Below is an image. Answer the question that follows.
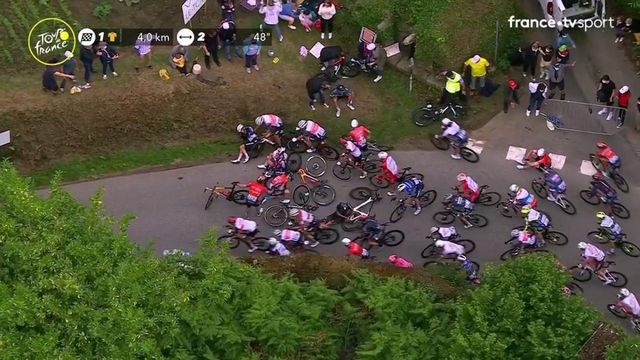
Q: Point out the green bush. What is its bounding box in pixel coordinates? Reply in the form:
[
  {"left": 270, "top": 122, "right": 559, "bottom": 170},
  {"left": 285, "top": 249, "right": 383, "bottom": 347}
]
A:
[
  {"left": 93, "top": 0, "right": 112, "bottom": 20},
  {"left": 606, "top": 336, "right": 640, "bottom": 360}
]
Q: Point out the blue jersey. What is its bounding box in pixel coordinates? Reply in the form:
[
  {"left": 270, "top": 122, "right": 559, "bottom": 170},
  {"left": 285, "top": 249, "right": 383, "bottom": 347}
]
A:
[
  {"left": 544, "top": 170, "right": 566, "bottom": 192},
  {"left": 400, "top": 177, "right": 424, "bottom": 196}
]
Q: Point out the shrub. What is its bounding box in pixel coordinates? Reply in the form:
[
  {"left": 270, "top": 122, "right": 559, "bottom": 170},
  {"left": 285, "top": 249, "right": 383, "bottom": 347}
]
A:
[
  {"left": 93, "top": 0, "right": 112, "bottom": 20},
  {"left": 606, "top": 336, "right": 640, "bottom": 360}
]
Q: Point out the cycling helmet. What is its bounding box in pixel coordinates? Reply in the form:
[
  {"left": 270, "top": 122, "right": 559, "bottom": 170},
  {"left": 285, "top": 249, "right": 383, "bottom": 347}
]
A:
[
  {"left": 435, "top": 240, "right": 445, "bottom": 247},
  {"left": 297, "top": 120, "right": 308, "bottom": 129},
  {"left": 378, "top": 151, "right": 388, "bottom": 160},
  {"left": 273, "top": 229, "right": 282, "bottom": 236},
  {"left": 337, "top": 202, "right": 352, "bottom": 214},
  {"left": 236, "top": 124, "right": 244, "bottom": 133},
  {"left": 510, "top": 229, "right": 520, "bottom": 238},
  {"left": 397, "top": 183, "right": 407, "bottom": 192},
  {"left": 351, "top": 119, "right": 359, "bottom": 128},
  {"left": 366, "top": 43, "right": 376, "bottom": 51},
  {"left": 289, "top": 208, "right": 300, "bottom": 217},
  {"left": 456, "top": 173, "right": 467, "bottom": 182},
  {"left": 509, "top": 184, "right": 519, "bottom": 193},
  {"left": 521, "top": 205, "right": 531, "bottom": 215},
  {"left": 596, "top": 141, "right": 607, "bottom": 148},
  {"left": 457, "top": 255, "right": 467, "bottom": 261},
  {"left": 255, "top": 116, "right": 264, "bottom": 126},
  {"left": 226, "top": 216, "right": 237, "bottom": 224},
  {"left": 441, "top": 118, "right": 452, "bottom": 126},
  {"left": 578, "top": 242, "right": 587, "bottom": 249},
  {"left": 388, "top": 254, "right": 398, "bottom": 262},
  {"left": 430, "top": 226, "right": 439, "bottom": 234},
  {"left": 268, "top": 237, "right": 278, "bottom": 246},
  {"left": 596, "top": 211, "right": 606, "bottom": 220},
  {"left": 341, "top": 238, "right": 352, "bottom": 246},
  {"left": 620, "top": 288, "right": 631, "bottom": 297},
  {"left": 537, "top": 148, "right": 545, "bottom": 157}
]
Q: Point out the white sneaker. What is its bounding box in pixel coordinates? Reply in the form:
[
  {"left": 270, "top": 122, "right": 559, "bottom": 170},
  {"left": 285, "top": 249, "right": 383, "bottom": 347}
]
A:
[
  {"left": 526, "top": 110, "right": 531, "bottom": 116},
  {"left": 359, "top": 172, "right": 368, "bottom": 179},
  {"left": 288, "top": 25, "right": 296, "bottom": 30},
  {"left": 254, "top": 65, "right": 260, "bottom": 71},
  {"left": 413, "top": 207, "right": 422, "bottom": 215},
  {"left": 257, "top": 207, "right": 264, "bottom": 217},
  {"left": 603, "top": 278, "right": 614, "bottom": 285},
  {"left": 522, "top": 72, "right": 527, "bottom": 77},
  {"left": 306, "top": 148, "right": 316, "bottom": 153},
  {"left": 310, "top": 241, "right": 319, "bottom": 248},
  {"left": 310, "top": 104, "right": 316, "bottom": 110},
  {"left": 598, "top": 108, "right": 607, "bottom": 115},
  {"left": 281, "top": 199, "right": 290, "bottom": 204},
  {"left": 328, "top": 33, "right": 333, "bottom": 39},
  {"left": 242, "top": 156, "right": 250, "bottom": 164},
  {"left": 279, "top": 35, "right": 284, "bottom": 42},
  {"left": 516, "top": 164, "right": 526, "bottom": 170},
  {"left": 451, "top": 154, "right": 461, "bottom": 160},
  {"left": 246, "top": 68, "right": 251, "bottom": 73},
  {"left": 347, "top": 103, "right": 355, "bottom": 111},
  {"left": 546, "top": 195, "right": 556, "bottom": 201},
  {"left": 231, "top": 159, "right": 241, "bottom": 164},
  {"left": 607, "top": 248, "right": 616, "bottom": 255},
  {"left": 248, "top": 246, "right": 258, "bottom": 253},
  {"left": 323, "top": 103, "right": 330, "bottom": 108},
  {"left": 102, "top": 74, "right": 107, "bottom": 80},
  {"left": 606, "top": 112, "right": 613, "bottom": 121},
  {"left": 321, "top": 33, "right": 325, "bottom": 39},
  {"left": 336, "top": 108, "right": 341, "bottom": 117},
  {"left": 112, "top": 72, "right": 118, "bottom": 77},
  {"left": 373, "top": 75, "right": 383, "bottom": 83},
  {"left": 257, "top": 164, "right": 266, "bottom": 169},
  {"left": 386, "top": 191, "right": 396, "bottom": 196},
  {"left": 535, "top": 110, "right": 540, "bottom": 116}
]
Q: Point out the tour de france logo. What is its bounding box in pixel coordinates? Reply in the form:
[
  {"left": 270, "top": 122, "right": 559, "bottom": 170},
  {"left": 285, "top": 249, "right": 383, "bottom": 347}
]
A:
[{"left": 28, "top": 18, "right": 76, "bottom": 66}]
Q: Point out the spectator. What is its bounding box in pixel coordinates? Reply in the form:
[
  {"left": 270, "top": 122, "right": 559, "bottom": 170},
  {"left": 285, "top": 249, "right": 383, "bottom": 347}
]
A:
[
  {"left": 243, "top": 37, "right": 261, "bottom": 73},
  {"left": 201, "top": 29, "right": 221, "bottom": 69},
  {"left": 79, "top": 45, "right": 94, "bottom": 88},
  {"left": 42, "top": 63, "right": 74, "bottom": 94},
  {"left": 596, "top": 75, "right": 616, "bottom": 121},
  {"left": 556, "top": 30, "right": 575, "bottom": 49},
  {"left": 220, "top": 0, "right": 236, "bottom": 21},
  {"left": 614, "top": 17, "right": 632, "bottom": 44},
  {"left": 259, "top": 0, "right": 284, "bottom": 43},
  {"left": 134, "top": 33, "right": 153, "bottom": 73},
  {"left": 319, "top": 45, "right": 344, "bottom": 70},
  {"left": 538, "top": 45, "right": 553, "bottom": 80},
  {"left": 172, "top": 52, "right": 189, "bottom": 75},
  {"left": 463, "top": 54, "right": 490, "bottom": 95},
  {"left": 504, "top": 79, "right": 519, "bottom": 113},
  {"left": 519, "top": 41, "right": 539, "bottom": 78},
  {"left": 527, "top": 80, "right": 546, "bottom": 117},
  {"left": 306, "top": 73, "right": 330, "bottom": 110},
  {"left": 556, "top": 44, "right": 570, "bottom": 64},
  {"left": 60, "top": 51, "right": 77, "bottom": 93},
  {"left": 318, "top": 0, "right": 336, "bottom": 40},
  {"left": 365, "top": 42, "right": 385, "bottom": 83},
  {"left": 330, "top": 83, "right": 355, "bottom": 117},
  {"left": 299, "top": 9, "right": 313, "bottom": 32},
  {"left": 279, "top": 0, "right": 298, "bottom": 30},
  {"left": 616, "top": 85, "right": 631, "bottom": 128},
  {"left": 547, "top": 61, "right": 575, "bottom": 100},
  {"left": 440, "top": 70, "right": 465, "bottom": 105},
  {"left": 96, "top": 42, "right": 119, "bottom": 80},
  {"left": 219, "top": 21, "right": 243, "bottom": 61}
]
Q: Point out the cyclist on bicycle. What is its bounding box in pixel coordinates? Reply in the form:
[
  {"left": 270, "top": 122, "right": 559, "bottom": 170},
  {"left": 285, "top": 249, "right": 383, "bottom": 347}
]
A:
[
  {"left": 231, "top": 124, "right": 259, "bottom": 164},
  {"left": 240, "top": 175, "right": 269, "bottom": 217},
  {"left": 429, "top": 226, "right": 458, "bottom": 241},
  {"left": 378, "top": 152, "right": 400, "bottom": 195},
  {"left": 509, "top": 184, "right": 538, "bottom": 209},
  {"left": 454, "top": 173, "right": 480, "bottom": 202},
  {"left": 388, "top": 254, "right": 414, "bottom": 268},
  {"left": 289, "top": 208, "right": 319, "bottom": 244},
  {"left": 361, "top": 217, "right": 384, "bottom": 247},
  {"left": 457, "top": 255, "right": 480, "bottom": 284},
  {"left": 397, "top": 176, "right": 425, "bottom": 215},
  {"left": 342, "top": 238, "right": 371, "bottom": 259},
  {"left": 589, "top": 173, "right": 617, "bottom": 215},
  {"left": 440, "top": 118, "right": 468, "bottom": 160},
  {"left": 596, "top": 211, "right": 623, "bottom": 254},
  {"left": 338, "top": 136, "right": 368, "bottom": 179},
  {"left": 520, "top": 205, "right": 550, "bottom": 240},
  {"left": 321, "top": 202, "right": 354, "bottom": 227},
  {"left": 510, "top": 228, "right": 541, "bottom": 250},
  {"left": 255, "top": 114, "right": 284, "bottom": 146},
  {"left": 595, "top": 141, "right": 621, "bottom": 176},
  {"left": 443, "top": 193, "right": 474, "bottom": 228},
  {"left": 296, "top": 119, "right": 327, "bottom": 153},
  {"left": 434, "top": 239, "right": 465, "bottom": 258},
  {"left": 350, "top": 119, "right": 371, "bottom": 151},
  {"left": 517, "top": 148, "right": 551, "bottom": 170},
  {"left": 258, "top": 147, "right": 288, "bottom": 172},
  {"left": 616, "top": 288, "right": 640, "bottom": 320},
  {"left": 578, "top": 241, "right": 611, "bottom": 284},
  {"left": 266, "top": 237, "right": 291, "bottom": 256},
  {"left": 274, "top": 228, "right": 319, "bottom": 248},
  {"left": 543, "top": 169, "right": 567, "bottom": 201},
  {"left": 226, "top": 216, "right": 259, "bottom": 253}
]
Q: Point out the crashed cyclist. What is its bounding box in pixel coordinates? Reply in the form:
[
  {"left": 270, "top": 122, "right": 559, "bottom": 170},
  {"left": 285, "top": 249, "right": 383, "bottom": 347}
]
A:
[
  {"left": 231, "top": 124, "right": 259, "bottom": 164},
  {"left": 517, "top": 148, "right": 552, "bottom": 170},
  {"left": 257, "top": 147, "right": 288, "bottom": 173},
  {"left": 255, "top": 114, "right": 284, "bottom": 146},
  {"left": 338, "top": 136, "right": 368, "bottom": 179},
  {"left": 295, "top": 119, "right": 328, "bottom": 153}
]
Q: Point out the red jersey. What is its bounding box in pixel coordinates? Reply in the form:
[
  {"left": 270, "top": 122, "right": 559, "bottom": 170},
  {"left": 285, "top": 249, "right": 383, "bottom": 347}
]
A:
[
  {"left": 348, "top": 242, "right": 364, "bottom": 256},
  {"left": 349, "top": 126, "right": 370, "bottom": 146},
  {"left": 537, "top": 154, "right": 552, "bottom": 168},
  {"left": 247, "top": 181, "right": 268, "bottom": 198},
  {"left": 270, "top": 174, "right": 289, "bottom": 188},
  {"left": 597, "top": 147, "right": 617, "bottom": 161},
  {"left": 618, "top": 91, "right": 631, "bottom": 107}
]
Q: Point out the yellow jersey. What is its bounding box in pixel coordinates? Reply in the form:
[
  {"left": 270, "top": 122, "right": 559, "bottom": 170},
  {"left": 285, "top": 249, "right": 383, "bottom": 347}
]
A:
[{"left": 464, "top": 57, "right": 489, "bottom": 77}]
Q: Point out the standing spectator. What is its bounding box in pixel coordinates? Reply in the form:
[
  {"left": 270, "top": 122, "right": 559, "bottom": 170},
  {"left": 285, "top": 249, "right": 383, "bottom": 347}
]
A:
[
  {"left": 596, "top": 75, "right": 616, "bottom": 122},
  {"left": 219, "top": 21, "right": 243, "bottom": 61},
  {"left": 616, "top": 86, "right": 631, "bottom": 128},
  {"left": 42, "top": 63, "right": 74, "bottom": 94},
  {"left": 440, "top": 70, "right": 465, "bottom": 105},
  {"left": 547, "top": 61, "right": 575, "bottom": 100},
  {"left": 259, "top": 0, "right": 284, "bottom": 43},
  {"left": 519, "top": 41, "right": 539, "bottom": 78},
  {"left": 306, "top": 73, "right": 330, "bottom": 110},
  {"left": 527, "top": 80, "right": 546, "bottom": 117},
  {"left": 318, "top": 0, "right": 336, "bottom": 40},
  {"left": 172, "top": 52, "right": 189, "bottom": 75},
  {"left": 538, "top": 45, "right": 553, "bottom": 80},
  {"left": 243, "top": 37, "right": 261, "bottom": 73},
  {"left": 330, "top": 83, "right": 355, "bottom": 117},
  {"left": 96, "top": 42, "right": 119, "bottom": 80},
  {"left": 614, "top": 18, "right": 632, "bottom": 44},
  {"left": 299, "top": 9, "right": 313, "bottom": 32},
  {"left": 556, "top": 30, "right": 576, "bottom": 49},
  {"left": 279, "top": 0, "right": 298, "bottom": 30},
  {"left": 220, "top": 0, "right": 236, "bottom": 21},
  {"left": 367, "top": 41, "right": 386, "bottom": 83},
  {"left": 201, "top": 29, "right": 221, "bottom": 69},
  {"left": 134, "top": 33, "right": 153, "bottom": 73},
  {"left": 79, "top": 45, "right": 94, "bottom": 88},
  {"left": 60, "top": 51, "right": 77, "bottom": 93},
  {"left": 463, "top": 54, "right": 490, "bottom": 95},
  {"left": 504, "top": 79, "right": 519, "bottom": 113},
  {"left": 556, "top": 44, "right": 570, "bottom": 64}
]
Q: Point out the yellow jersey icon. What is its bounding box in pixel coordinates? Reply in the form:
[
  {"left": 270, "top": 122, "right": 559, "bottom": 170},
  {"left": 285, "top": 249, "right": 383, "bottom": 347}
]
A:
[{"left": 107, "top": 31, "right": 117, "bottom": 42}]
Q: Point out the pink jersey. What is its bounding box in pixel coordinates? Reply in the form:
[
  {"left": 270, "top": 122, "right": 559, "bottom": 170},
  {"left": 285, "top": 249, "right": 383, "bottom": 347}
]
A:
[
  {"left": 234, "top": 218, "right": 257, "bottom": 232},
  {"left": 345, "top": 141, "right": 361, "bottom": 157},
  {"left": 304, "top": 121, "right": 326, "bottom": 137},
  {"left": 619, "top": 293, "right": 640, "bottom": 316},
  {"left": 263, "top": 114, "right": 282, "bottom": 127},
  {"left": 389, "top": 256, "right": 414, "bottom": 268},
  {"left": 383, "top": 157, "right": 399, "bottom": 176},
  {"left": 584, "top": 243, "right": 605, "bottom": 261},
  {"left": 297, "top": 210, "right": 315, "bottom": 225},
  {"left": 280, "top": 229, "right": 301, "bottom": 242},
  {"left": 441, "top": 241, "right": 464, "bottom": 255}
]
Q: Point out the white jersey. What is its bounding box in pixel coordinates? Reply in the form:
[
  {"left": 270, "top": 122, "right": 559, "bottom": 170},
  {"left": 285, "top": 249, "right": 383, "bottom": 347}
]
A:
[
  {"left": 437, "top": 226, "right": 457, "bottom": 239},
  {"left": 262, "top": 114, "right": 282, "bottom": 127},
  {"left": 297, "top": 209, "right": 315, "bottom": 225},
  {"left": 441, "top": 241, "right": 465, "bottom": 255},
  {"left": 464, "top": 177, "right": 479, "bottom": 193},
  {"left": 280, "top": 229, "right": 301, "bottom": 242},
  {"left": 345, "top": 141, "right": 361, "bottom": 158},
  {"left": 234, "top": 218, "right": 257, "bottom": 232},
  {"left": 304, "top": 121, "right": 326, "bottom": 137},
  {"left": 600, "top": 215, "right": 622, "bottom": 234},
  {"left": 527, "top": 209, "right": 549, "bottom": 227},
  {"left": 518, "top": 231, "right": 536, "bottom": 245},
  {"left": 384, "top": 157, "right": 399, "bottom": 176},
  {"left": 583, "top": 243, "right": 605, "bottom": 261},
  {"left": 271, "top": 242, "right": 290, "bottom": 256},
  {"left": 442, "top": 122, "right": 460, "bottom": 137},
  {"left": 621, "top": 294, "right": 640, "bottom": 316}
]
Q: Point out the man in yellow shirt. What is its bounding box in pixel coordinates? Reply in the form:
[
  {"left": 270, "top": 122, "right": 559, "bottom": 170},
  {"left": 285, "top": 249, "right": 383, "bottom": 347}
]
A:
[{"left": 463, "top": 54, "right": 489, "bottom": 94}]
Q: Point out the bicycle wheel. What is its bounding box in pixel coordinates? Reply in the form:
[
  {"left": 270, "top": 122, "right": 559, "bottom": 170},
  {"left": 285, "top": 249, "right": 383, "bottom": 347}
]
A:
[
  {"left": 611, "top": 203, "right": 630, "bottom": 219},
  {"left": 218, "top": 234, "right": 240, "bottom": 249},
  {"left": 370, "top": 175, "right": 390, "bottom": 188},
  {"left": 389, "top": 204, "right": 407, "bottom": 223},
  {"left": 569, "top": 266, "right": 592, "bottom": 282},
  {"left": 478, "top": 191, "right": 501, "bottom": 206},
  {"left": 531, "top": 181, "right": 548, "bottom": 199},
  {"left": 587, "top": 231, "right": 610, "bottom": 245},
  {"left": 332, "top": 163, "right": 352, "bottom": 180},
  {"left": 316, "top": 228, "right": 339, "bottom": 245},
  {"left": 497, "top": 202, "right": 515, "bottom": 218},
  {"left": 608, "top": 271, "right": 628, "bottom": 287},
  {"left": 590, "top": 155, "right": 604, "bottom": 172},
  {"left": 232, "top": 190, "right": 249, "bottom": 205},
  {"left": 611, "top": 173, "right": 629, "bottom": 193},
  {"left": 263, "top": 205, "right": 288, "bottom": 227},
  {"left": 468, "top": 214, "right": 488, "bottom": 228},
  {"left": 292, "top": 184, "right": 311, "bottom": 205},
  {"left": 457, "top": 239, "right": 476, "bottom": 254},
  {"left": 565, "top": 282, "right": 583, "bottom": 295},
  {"left": 252, "top": 237, "right": 271, "bottom": 251},
  {"left": 287, "top": 139, "right": 307, "bottom": 153},
  {"left": 433, "top": 211, "right": 455, "bottom": 225},
  {"left": 306, "top": 155, "right": 327, "bottom": 177},
  {"left": 421, "top": 244, "right": 437, "bottom": 258},
  {"left": 607, "top": 304, "right": 629, "bottom": 319},
  {"left": 419, "top": 190, "right": 437, "bottom": 207},
  {"left": 342, "top": 221, "right": 364, "bottom": 232},
  {"left": 579, "top": 190, "right": 600, "bottom": 205},
  {"left": 312, "top": 184, "right": 336, "bottom": 206},
  {"left": 340, "top": 62, "right": 361, "bottom": 77},
  {"left": 461, "top": 147, "right": 479, "bottom": 163},
  {"left": 247, "top": 142, "right": 265, "bottom": 159},
  {"left": 350, "top": 187, "right": 373, "bottom": 200},
  {"left": 546, "top": 231, "right": 568, "bottom": 246},
  {"left": 412, "top": 108, "right": 439, "bottom": 127},
  {"left": 500, "top": 248, "right": 518, "bottom": 261},
  {"left": 363, "top": 161, "right": 381, "bottom": 173},
  {"left": 382, "top": 230, "right": 405, "bottom": 247},
  {"left": 430, "top": 136, "right": 450, "bottom": 150},
  {"left": 287, "top": 153, "right": 302, "bottom": 172},
  {"left": 318, "top": 145, "right": 340, "bottom": 160},
  {"left": 557, "top": 197, "right": 577, "bottom": 215},
  {"left": 204, "top": 192, "right": 216, "bottom": 210},
  {"left": 620, "top": 241, "right": 640, "bottom": 257}
]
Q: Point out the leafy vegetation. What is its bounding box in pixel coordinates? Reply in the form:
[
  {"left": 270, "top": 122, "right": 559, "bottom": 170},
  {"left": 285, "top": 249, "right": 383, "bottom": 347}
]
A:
[
  {"left": 92, "top": 0, "right": 112, "bottom": 20},
  {"left": 606, "top": 336, "right": 640, "bottom": 360}
]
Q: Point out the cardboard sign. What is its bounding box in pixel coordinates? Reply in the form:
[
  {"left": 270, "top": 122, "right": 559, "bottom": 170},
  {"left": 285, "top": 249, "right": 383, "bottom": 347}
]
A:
[
  {"left": 359, "top": 27, "right": 376, "bottom": 44},
  {"left": 0, "top": 131, "right": 9, "bottom": 146},
  {"left": 309, "top": 42, "right": 324, "bottom": 58},
  {"left": 182, "top": 0, "right": 207, "bottom": 24}
]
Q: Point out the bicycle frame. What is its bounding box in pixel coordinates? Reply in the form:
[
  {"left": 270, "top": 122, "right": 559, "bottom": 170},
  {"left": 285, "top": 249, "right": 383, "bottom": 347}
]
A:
[
  {"left": 296, "top": 168, "right": 321, "bottom": 186},
  {"left": 579, "top": 262, "right": 616, "bottom": 282},
  {"left": 348, "top": 196, "right": 377, "bottom": 222},
  {"left": 204, "top": 182, "right": 238, "bottom": 200}
]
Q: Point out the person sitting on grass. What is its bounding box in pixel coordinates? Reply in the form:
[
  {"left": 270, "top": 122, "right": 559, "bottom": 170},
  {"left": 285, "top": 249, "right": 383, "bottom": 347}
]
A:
[{"left": 330, "top": 84, "right": 356, "bottom": 118}]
